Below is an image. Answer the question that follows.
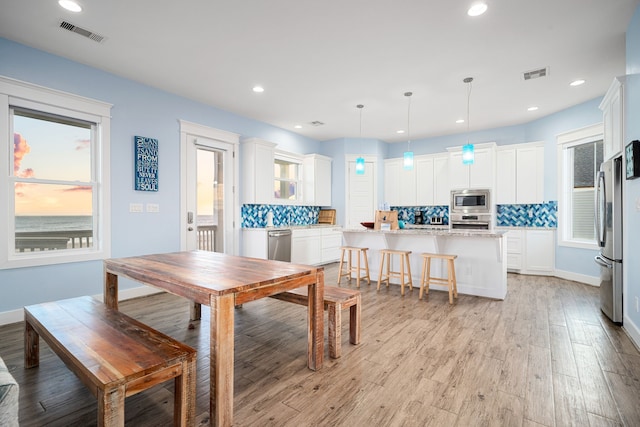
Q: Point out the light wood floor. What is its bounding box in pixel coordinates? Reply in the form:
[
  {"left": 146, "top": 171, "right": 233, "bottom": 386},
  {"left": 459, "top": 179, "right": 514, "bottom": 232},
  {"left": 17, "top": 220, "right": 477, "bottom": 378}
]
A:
[{"left": 2, "top": 264, "right": 640, "bottom": 426}]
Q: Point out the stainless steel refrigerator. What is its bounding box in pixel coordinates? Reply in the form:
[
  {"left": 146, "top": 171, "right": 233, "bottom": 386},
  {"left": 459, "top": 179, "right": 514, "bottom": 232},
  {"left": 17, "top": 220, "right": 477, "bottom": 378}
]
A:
[{"left": 594, "top": 156, "right": 623, "bottom": 323}]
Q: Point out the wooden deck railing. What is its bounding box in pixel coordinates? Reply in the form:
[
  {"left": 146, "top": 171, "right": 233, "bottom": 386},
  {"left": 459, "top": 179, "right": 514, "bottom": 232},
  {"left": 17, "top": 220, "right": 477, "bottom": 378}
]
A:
[
  {"left": 15, "top": 230, "right": 93, "bottom": 252},
  {"left": 15, "top": 225, "right": 216, "bottom": 252}
]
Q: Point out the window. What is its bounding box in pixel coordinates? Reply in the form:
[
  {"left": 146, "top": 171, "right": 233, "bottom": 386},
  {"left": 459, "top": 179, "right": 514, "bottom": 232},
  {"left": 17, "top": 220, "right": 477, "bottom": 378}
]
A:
[
  {"left": 273, "top": 152, "right": 302, "bottom": 201},
  {"left": 557, "top": 124, "right": 604, "bottom": 249},
  {"left": 0, "top": 77, "right": 111, "bottom": 268}
]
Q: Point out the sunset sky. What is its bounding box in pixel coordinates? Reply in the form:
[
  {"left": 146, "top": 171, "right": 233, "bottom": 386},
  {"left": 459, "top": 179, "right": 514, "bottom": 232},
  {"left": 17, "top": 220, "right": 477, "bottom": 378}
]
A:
[{"left": 13, "top": 114, "right": 93, "bottom": 216}]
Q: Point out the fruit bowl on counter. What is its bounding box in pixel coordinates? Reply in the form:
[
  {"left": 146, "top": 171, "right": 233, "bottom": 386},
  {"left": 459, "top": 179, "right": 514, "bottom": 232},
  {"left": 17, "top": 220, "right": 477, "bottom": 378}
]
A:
[{"left": 360, "top": 222, "right": 374, "bottom": 229}]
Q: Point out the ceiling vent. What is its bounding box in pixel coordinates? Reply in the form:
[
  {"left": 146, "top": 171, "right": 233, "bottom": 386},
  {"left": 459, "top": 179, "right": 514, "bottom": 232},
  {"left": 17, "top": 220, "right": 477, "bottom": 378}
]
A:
[
  {"left": 309, "top": 121, "right": 325, "bottom": 126},
  {"left": 523, "top": 67, "right": 549, "bottom": 81},
  {"left": 59, "top": 21, "right": 105, "bottom": 43}
]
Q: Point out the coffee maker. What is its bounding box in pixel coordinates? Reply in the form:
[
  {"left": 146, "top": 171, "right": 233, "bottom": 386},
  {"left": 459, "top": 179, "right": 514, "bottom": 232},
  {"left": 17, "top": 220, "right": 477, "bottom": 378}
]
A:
[{"left": 414, "top": 209, "right": 423, "bottom": 225}]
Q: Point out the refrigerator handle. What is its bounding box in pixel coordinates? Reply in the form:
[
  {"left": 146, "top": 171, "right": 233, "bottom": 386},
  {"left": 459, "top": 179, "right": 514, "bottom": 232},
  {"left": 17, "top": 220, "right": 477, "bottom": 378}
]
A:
[
  {"left": 595, "top": 170, "right": 606, "bottom": 248},
  {"left": 594, "top": 254, "right": 612, "bottom": 268}
]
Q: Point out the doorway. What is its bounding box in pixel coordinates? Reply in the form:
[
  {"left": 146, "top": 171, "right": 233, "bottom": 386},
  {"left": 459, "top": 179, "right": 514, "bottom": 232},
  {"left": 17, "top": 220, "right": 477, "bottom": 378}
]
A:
[
  {"left": 179, "top": 121, "right": 239, "bottom": 254},
  {"left": 345, "top": 155, "right": 378, "bottom": 228}
]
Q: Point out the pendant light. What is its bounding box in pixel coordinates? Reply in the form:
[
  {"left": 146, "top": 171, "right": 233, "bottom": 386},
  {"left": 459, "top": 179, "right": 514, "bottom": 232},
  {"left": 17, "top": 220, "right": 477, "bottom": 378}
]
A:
[
  {"left": 355, "top": 104, "right": 365, "bottom": 175},
  {"left": 403, "top": 91, "right": 414, "bottom": 170},
  {"left": 462, "top": 77, "right": 475, "bottom": 165}
]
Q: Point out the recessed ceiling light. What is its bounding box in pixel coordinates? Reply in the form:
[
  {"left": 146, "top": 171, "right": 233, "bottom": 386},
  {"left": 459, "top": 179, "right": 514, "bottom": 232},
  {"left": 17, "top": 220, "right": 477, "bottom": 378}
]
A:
[
  {"left": 58, "top": 0, "right": 82, "bottom": 12},
  {"left": 570, "top": 79, "right": 586, "bottom": 86},
  {"left": 528, "top": 106, "right": 539, "bottom": 111},
  {"left": 396, "top": 130, "right": 405, "bottom": 134},
  {"left": 252, "top": 86, "right": 264, "bottom": 93},
  {"left": 294, "top": 125, "right": 302, "bottom": 129},
  {"left": 456, "top": 119, "right": 465, "bottom": 124},
  {"left": 468, "top": 2, "right": 488, "bottom": 16}
]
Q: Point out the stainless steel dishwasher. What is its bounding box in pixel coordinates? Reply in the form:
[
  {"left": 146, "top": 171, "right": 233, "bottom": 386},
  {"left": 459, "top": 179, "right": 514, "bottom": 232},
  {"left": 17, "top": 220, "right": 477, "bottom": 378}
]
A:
[{"left": 268, "top": 229, "right": 292, "bottom": 262}]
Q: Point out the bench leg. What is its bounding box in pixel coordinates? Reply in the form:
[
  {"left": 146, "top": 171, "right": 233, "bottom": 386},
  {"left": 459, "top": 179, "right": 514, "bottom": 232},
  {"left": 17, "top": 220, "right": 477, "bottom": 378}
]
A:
[
  {"left": 328, "top": 303, "right": 341, "bottom": 359},
  {"left": 24, "top": 320, "right": 40, "bottom": 368},
  {"left": 190, "top": 302, "right": 201, "bottom": 321},
  {"left": 98, "top": 385, "right": 125, "bottom": 427},
  {"left": 349, "top": 295, "right": 361, "bottom": 346},
  {"left": 174, "top": 358, "right": 196, "bottom": 427}
]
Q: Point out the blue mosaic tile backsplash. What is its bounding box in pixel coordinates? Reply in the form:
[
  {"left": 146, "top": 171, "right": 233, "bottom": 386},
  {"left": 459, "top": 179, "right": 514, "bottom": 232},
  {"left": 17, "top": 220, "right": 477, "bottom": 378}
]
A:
[
  {"left": 242, "top": 204, "right": 320, "bottom": 228},
  {"left": 391, "top": 201, "right": 557, "bottom": 227},
  {"left": 497, "top": 201, "right": 557, "bottom": 227},
  {"left": 392, "top": 206, "right": 449, "bottom": 225}
]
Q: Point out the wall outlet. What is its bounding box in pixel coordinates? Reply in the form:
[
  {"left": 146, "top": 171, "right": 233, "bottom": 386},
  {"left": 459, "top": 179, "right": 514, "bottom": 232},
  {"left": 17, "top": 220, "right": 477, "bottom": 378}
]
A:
[{"left": 129, "top": 203, "right": 143, "bottom": 213}]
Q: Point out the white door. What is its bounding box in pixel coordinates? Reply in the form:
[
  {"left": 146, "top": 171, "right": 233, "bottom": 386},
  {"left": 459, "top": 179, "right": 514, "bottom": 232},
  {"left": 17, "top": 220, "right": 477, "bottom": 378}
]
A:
[
  {"left": 346, "top": 156, "right": 377, "bottom": 228},
  {"left": 180, "top": 121, "right": 239, "bottom": 253}
]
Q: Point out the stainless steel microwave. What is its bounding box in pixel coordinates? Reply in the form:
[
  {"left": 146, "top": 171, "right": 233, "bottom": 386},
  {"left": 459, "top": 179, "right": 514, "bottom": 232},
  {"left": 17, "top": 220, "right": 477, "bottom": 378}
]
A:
[{"left": 450, "top": 189, "right": 492, "bottom": 213}]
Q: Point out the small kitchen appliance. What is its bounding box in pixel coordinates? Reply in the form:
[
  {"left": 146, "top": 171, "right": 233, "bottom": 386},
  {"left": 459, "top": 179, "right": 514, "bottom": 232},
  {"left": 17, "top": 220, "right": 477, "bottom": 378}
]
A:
[{"left": 449, "top": 188, "right": 494, "bottom": 230}]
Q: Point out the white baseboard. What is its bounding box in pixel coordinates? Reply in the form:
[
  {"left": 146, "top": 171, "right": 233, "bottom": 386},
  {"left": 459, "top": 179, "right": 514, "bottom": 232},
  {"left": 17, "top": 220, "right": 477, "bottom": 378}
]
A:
[
  {"left": 554, "top": 269, "right": 599, "bottom": 287},
  {"left": 623, "top": 315, "right": 640, "bottom": 351},
  {"left": 0, "top": 285, "right": 163, "bottom": 326}
]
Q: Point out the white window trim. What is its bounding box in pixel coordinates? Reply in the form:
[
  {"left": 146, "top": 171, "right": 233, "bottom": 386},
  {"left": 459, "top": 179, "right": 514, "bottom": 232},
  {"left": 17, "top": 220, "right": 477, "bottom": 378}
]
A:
[
  {"left": 0, "top": 76, "right": 112, "bottom": 269},
  {"left": 556, "top": 123, "right": 603, "bottom": 250}
]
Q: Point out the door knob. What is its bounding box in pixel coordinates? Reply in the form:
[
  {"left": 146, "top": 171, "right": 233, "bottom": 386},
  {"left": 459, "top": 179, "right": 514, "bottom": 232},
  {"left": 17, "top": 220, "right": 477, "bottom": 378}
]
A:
[{"left": 188, "top": 227, "right": 194, "bottom": 231}]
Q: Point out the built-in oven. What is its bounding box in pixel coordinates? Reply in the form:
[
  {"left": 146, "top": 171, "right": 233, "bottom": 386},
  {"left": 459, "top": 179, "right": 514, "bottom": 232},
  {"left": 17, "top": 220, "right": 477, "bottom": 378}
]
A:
[
  {"left": 450, "top": 189, "right": 494, "bottom": 230},
  {"left": 450, "top": 188, "right": 491, "bottom": 214}
]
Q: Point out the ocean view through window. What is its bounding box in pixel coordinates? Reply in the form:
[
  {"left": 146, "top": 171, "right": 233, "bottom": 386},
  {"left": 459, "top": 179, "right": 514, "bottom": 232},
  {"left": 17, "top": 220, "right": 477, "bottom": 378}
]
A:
[{"left": 1, "top": 76, "right": 111, "bottom": 268}]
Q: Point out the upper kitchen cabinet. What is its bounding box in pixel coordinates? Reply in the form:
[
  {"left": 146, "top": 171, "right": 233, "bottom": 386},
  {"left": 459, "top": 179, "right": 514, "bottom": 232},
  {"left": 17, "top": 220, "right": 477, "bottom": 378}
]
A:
[
  {"left": 599, "top": 76, "right": 624, "bottom": 161},
  {"left": 241, "top": 138, "right": 276, "bottom": 204},
  {"left": 384, "top": 158, "right": 416, "bottom": 206},
  {"left": 416, "top": 153, "right": 449, "bottom": 206},
  {"left": 447, "top": 142, "right": 496, "bottom": 191},
  {"left": 303, "top": 154, "right": 332, "bottom": 206},
  {"left": 496, "top": 142, "right": 545, "bottom": 204}
]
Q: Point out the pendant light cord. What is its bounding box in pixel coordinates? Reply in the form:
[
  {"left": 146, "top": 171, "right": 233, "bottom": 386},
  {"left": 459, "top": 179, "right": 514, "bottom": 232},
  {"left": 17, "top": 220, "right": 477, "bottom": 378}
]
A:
[{"left": 405, "top": 92, "right": 412, "bottom": 150}]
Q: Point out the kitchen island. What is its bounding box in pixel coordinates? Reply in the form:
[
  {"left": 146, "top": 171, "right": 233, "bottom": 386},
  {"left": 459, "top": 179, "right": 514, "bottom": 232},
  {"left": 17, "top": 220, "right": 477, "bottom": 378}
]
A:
[{"left": 342, "top": 227, "right": 507, "bottom": 300}]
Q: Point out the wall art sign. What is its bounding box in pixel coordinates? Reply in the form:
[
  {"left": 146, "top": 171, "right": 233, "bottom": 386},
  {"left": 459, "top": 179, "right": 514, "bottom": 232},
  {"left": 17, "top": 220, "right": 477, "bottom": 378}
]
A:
[
  {"left": 625, "top": 140, "right": 640, "bottom": 180},
  {"left": 134, "top": 136, "right": 159, "bottom": 191}
]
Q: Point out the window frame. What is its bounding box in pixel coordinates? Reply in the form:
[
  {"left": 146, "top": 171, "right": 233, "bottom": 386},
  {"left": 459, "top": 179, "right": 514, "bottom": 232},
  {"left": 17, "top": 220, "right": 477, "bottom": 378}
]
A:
[
  {"left": 556, "top": 123, "right": 603, "bottom": 250},
  {"left": 0, "top": 76, "right": 111, "bottom": 269}
]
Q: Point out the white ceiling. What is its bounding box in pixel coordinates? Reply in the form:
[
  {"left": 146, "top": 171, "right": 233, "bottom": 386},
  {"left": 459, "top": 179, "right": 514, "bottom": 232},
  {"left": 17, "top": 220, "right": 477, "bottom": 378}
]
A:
[{"left": 0, "top": 0, "right": 638, "bottom": 142}]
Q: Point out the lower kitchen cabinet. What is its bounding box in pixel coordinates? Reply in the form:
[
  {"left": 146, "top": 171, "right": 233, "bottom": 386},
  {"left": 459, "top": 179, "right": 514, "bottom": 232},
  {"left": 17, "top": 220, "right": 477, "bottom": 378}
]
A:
[
  {"left": 321, "top": 228, "right": 343, "bottom": 264},
  {"left": 292, "top": 228, "right": 322, "bottom": 265},
  {"left": 500, "top": 228, "right": 555, "bottom": 275}
]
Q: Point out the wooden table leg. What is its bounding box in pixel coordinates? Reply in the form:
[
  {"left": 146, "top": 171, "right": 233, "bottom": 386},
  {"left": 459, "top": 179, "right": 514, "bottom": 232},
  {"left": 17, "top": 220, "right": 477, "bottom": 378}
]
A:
[
  {"left": 210, "top": 293, "right": 234, "bottom": 427},
  {"left": 98, "top": 385, "right": 125, "bottom": 427},
  {"left": 190, "top": 302, "right": 202, "bottom": 321},
  {"left": 104, "top": 270, "right": 119, "bottom": 310},
  {"left": 307, "top": 269, "right": 324, "bottom": 371},
  {"left": 24, "top": 320, "right": 39, "bottom": 368}
]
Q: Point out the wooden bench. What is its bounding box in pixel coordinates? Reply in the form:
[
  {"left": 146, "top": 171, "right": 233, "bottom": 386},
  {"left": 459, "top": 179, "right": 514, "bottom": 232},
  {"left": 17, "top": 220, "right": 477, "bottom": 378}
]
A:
[
  {"left": 24, "top": 296, "right": 196, "bottom": 427},
  {"left": 270, "top": 285, "right": 361, "bottom": 358}
]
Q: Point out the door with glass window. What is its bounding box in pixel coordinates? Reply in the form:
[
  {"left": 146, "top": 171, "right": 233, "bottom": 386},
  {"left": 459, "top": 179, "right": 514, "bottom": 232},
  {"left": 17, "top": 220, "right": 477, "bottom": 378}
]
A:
[{"left": 185, "top": 136, "right": 235, "bottom": 253}]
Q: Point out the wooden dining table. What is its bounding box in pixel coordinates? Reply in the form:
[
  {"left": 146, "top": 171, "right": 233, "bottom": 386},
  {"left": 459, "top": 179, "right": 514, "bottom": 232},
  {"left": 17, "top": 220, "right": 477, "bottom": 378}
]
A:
[{"left": 103, "top": 251, "right": 324, "bottom": 427}]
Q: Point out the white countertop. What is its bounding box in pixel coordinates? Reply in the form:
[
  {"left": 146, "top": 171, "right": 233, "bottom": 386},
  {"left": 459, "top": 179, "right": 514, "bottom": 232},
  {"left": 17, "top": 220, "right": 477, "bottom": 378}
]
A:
[{"left": 342, "top": 227, "right": 505, "bottom": 238}]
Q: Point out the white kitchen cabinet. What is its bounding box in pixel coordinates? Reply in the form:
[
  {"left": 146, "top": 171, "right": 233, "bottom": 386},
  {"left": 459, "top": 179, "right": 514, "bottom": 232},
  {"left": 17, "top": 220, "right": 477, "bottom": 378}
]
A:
[
  {"left": 242, "top": 228, "right": 268, "bottom": 259},
  {"left": 411, "top": 154, "right": 450, "bottom": 206},
  {"left": 496, "top": 142, "right": 544, "bottom": 204},
  {"left": 499, "top": 227, "right": 555, "bottom": 275},
  {"left": 433, "top": 154, "right": 449, "bottom": 205},
  {"left": 321, "top": 227, "right": 343, "bottom": 264},
  {"left": 525, "top": 229, "right": 555, "bottom": 274},
  {"left": 516, "top": 143, "right": 544, "bottom": 203},
  {"left": 447, "top": 142, "right": 496, "bottom": 191},
  {"left": 291, "top": 228, "right": 322, "bottom": 265},
  {"left": 303, "top": 154, "right": 332, "bottom": 206},
  {"left": 384, "top": 158, "right": 416, "bottom": 206},
  {"left": 241, "top": 138, "right": 276, "bottom": 204},
  {"left": 496, "top": 148, "right": 516, "bottom": 204},
  {"left": 415, "top": 156, "right": 434, "bottom": 205},
  {"left": 599, "top": 76, "right": 624, "bottom": 161}
]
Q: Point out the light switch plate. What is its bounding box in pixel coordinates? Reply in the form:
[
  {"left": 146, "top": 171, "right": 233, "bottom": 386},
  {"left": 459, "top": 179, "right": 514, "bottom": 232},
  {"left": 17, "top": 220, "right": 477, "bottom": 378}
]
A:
[
  {"left": 146, "top": 203, "right": 160, "bottom": 213},
  {"left": 129, "top": 203, "right": 143, "bottom": 213}
]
